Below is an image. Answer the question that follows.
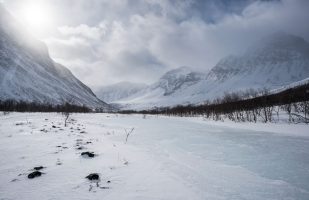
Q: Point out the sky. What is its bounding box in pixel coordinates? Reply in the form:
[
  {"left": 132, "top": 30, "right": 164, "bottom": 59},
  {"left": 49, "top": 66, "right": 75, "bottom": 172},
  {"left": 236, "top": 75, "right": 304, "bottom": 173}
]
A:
[{"left": 2, "top": 0, "right": 309, "bottom": 89}]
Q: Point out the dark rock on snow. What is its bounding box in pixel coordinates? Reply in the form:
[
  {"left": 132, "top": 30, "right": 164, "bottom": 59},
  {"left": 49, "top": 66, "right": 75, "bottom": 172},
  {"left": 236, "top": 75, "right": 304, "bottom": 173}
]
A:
[
  {"left": 86, "top": 173, "right": 100, "bottom": 181},
  {"left": 28, "top": 171, "right": 42, "bottom": 179},
  {"left": 33, "top": 166, "right": 44, "bottom": 170},
  {"left": 81, "top": 152, "right": 95, "bottom": 158}
]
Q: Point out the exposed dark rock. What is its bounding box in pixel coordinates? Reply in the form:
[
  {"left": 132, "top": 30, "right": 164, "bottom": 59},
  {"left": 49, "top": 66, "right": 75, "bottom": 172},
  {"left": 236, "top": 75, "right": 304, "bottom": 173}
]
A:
[
  {"left": 81, "top": 152, "right": 95, "bottom": 158},
  {"left": 28, "top": 171, "right": 42, "bottom": 179},
  {"left": 33, "top": 166, "right": 44, "bottom": 170},
  {"left": 86, "top": 173, "right": 99, "bottom": 181}
]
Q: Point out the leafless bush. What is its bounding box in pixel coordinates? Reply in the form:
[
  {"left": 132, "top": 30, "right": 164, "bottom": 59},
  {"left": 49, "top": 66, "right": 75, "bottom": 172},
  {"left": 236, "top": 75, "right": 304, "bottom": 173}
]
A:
[{"left": 124, "top": 128, "right": 135, "bottom": 144}]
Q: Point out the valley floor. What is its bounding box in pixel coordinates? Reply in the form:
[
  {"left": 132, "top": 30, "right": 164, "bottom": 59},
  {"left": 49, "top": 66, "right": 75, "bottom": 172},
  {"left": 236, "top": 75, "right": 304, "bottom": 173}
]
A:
[{"left": 0, "top": 113, "right": 308, "bottom": 200}]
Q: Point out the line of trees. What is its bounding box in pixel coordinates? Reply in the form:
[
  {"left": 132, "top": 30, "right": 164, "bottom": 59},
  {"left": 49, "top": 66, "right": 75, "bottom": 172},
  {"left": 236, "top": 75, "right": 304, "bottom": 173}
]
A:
[
  {"left": 121, "top": 83, "right": 309, "bottom": 123},
  {"left": 0, "top": 100, "right": 91, "bottom": 113}
]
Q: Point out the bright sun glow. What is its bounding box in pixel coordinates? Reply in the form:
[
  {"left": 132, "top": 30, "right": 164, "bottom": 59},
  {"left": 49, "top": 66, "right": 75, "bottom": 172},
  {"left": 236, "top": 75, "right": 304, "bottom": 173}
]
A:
[{"left": 21, "top": 4, "right": 53, "bottom": 31}]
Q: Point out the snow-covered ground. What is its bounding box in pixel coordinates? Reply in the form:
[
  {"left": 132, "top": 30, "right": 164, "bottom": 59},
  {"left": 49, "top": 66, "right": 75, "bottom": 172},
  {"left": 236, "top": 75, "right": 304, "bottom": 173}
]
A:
[{"left": 0, "top": 113, "right": 308, "bottom": 200}]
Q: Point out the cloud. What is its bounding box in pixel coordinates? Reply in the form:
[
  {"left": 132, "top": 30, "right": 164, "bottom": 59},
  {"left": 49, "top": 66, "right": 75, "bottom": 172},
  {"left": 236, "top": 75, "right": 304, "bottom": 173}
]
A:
[
  {"left": 58, "top": 24, "right": 103, "bottom": 40},
  {"left": 27, "top": 0, "right": 309, "bottom": 88}
]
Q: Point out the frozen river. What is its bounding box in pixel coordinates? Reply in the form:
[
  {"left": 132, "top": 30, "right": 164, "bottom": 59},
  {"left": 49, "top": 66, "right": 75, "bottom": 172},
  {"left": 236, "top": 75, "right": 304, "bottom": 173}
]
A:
[{"left": 0, "top": 113, "right": 308, "bottom": 200}]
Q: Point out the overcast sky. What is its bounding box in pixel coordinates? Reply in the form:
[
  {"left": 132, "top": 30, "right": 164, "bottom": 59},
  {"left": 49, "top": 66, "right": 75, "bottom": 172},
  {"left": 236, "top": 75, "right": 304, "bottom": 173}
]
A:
[{"left": 2, "top": 0, "right": 309, "bottom": 89}]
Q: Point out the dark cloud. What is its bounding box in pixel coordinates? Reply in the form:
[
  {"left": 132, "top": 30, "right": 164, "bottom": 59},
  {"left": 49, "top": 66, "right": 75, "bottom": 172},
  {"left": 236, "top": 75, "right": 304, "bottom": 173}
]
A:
[{"left": 2, "top": 0, "right": 309, "bottom": 88}]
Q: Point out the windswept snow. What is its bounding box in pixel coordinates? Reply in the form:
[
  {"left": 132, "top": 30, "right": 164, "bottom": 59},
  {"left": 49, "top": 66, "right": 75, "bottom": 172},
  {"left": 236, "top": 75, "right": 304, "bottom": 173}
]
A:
[{"left": 0, "top": 113, "right": 308, "bottom": 200}]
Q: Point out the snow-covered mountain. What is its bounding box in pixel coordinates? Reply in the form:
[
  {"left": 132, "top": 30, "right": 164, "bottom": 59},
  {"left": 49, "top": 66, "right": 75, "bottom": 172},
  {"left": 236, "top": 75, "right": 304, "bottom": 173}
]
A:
[
  {"left": 95, "top": 67, "right": 205, "bottom": 105},
  {"left": 113, "top": 32, "right": 309, "bottom": 110},
  {"left": 0, "top": 5, "right": 110, "bottom": 110},
  {"left": 112, "top": 67, "right": 207, "bottom": 109},
  {"left": 95, "top": 82, "right": 147, "bottom": 103},
  {"left": 208, "top": 32, "right": 309, "bottom": 85},
  {"left": 153, "top": 66, "right": 206, "bottom": 96}
]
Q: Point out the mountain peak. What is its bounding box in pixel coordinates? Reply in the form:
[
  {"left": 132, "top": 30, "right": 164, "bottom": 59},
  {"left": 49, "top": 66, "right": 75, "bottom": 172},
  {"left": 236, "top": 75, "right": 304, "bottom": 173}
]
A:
[
  {"left": 208, "top": 32, "right": 309, "bottom": 84},
  {"left": 156, "top": 66, "right": 205, "bottom": 96},
  {"left": 262, "top": 31, "right": 305, "bottom": 45},
  {"left": 161, "top": 66, "right": 193, "bottom": 78},
  {"left": 248, "top": 32, "right": 309, "bottom": 57}
]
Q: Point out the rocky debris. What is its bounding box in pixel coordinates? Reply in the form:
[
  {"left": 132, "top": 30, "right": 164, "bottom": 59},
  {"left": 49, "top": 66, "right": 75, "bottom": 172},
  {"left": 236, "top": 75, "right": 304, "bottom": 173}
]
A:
[
  {"left": 28, "top": 171, "right": 42, "bottom": 179},
  {"left": 86, "top": 173, "right": 99, "bottom": 181}
]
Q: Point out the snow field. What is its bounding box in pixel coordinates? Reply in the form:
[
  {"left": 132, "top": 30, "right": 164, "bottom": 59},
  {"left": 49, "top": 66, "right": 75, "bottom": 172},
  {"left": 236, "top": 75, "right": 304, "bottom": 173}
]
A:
[{"left": 0, "top": 113, "right": 308, "bottom": 200}]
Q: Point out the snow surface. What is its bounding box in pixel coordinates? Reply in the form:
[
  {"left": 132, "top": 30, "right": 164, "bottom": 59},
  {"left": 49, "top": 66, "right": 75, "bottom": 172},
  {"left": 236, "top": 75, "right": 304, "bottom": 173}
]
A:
[{"left": 1, "top": 113, "right": 309, "bottom": 200}]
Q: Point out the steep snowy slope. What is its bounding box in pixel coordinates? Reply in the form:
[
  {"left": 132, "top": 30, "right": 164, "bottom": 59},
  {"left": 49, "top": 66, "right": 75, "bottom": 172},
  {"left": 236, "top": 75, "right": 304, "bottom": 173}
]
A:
[
  {"left": 95, "top": 82, "right": 147, "bottom": 103},
  {"left": 115, "top": 33, "right": 309, "bottom": 110},
  {"left": 0, "top": 5, "right": 110, "bottom": 110}
]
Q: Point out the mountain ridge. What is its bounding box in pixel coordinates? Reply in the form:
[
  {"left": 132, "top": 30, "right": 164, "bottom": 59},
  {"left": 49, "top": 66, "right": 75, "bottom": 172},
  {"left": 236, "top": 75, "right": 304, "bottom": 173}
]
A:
[{"left": 99, "top": 32, "right": 309, "bottom": 110}]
